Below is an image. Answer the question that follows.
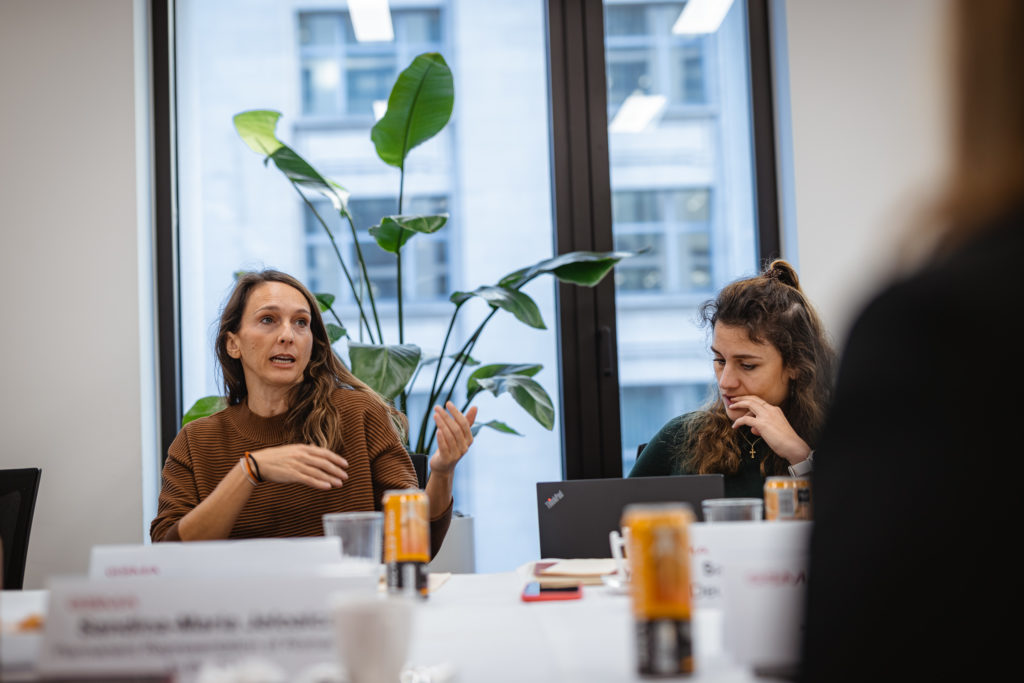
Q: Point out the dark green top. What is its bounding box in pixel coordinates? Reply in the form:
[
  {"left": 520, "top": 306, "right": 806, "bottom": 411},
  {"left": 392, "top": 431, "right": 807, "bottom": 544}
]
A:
[{"left": 628, "top": 413, "right": 769, "bottom": 499}]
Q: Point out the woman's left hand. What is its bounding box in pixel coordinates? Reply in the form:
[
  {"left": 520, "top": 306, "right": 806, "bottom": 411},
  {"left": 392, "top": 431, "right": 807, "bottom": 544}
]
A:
[
  {"left": 428, "top": 401, "right": 478, "bottom": 475},
  {"left": 729, "top": 395, "right": 811, "bottom": 465}
]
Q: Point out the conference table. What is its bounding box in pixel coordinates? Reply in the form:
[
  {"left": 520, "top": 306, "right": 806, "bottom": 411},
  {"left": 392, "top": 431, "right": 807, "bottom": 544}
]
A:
[{"left": 2, "top": 567, "right": 781, "bottom": 682}]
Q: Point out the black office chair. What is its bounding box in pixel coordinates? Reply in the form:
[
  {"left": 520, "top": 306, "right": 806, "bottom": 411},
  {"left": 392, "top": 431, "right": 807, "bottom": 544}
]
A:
[
  {"left": 410, "top": 453, "right": 428, "bottom": 489},
  {"left": 0, "top": 467, "right": 42, "bottom": 590}
]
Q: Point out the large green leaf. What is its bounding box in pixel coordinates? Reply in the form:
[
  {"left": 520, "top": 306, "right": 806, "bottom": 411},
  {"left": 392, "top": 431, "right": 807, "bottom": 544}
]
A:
[
  {"left": 369, "top": 214, "right": 448, "bottom": 253},
  {"left": 348, "top": 341, "right": 421, "bottom": 400},
  {"left": 233, "top": 110, "right": 349, "bottom": 213},
  {"left": 371, "top": 53, "right": 454, "bottom": 168},
  {"left": 467, "top": 363, "right": 542, "bottom": 401},
  {"left": 181, "top": 395, "right": 227, "bottom": 427},
  {"left": 326, "top": 323, "right": 347, "bottom": 344},
  {"left": 234, "top": 109, "right": 284, "bottom": 157},
  {"left": 315, "top": 293, "right": 335, "bottom": 312},
  {"left": 475, "top": 375, "right": 555, "bottom": 431},
  {"left": 449, "top": 285, "right": 545, "bottom": 329},
  {"left": 499, "top": 250, "right": 637, "bottom": 289},
  {"left": 471, "top": 420, "right": 522, "bottom": 437}
]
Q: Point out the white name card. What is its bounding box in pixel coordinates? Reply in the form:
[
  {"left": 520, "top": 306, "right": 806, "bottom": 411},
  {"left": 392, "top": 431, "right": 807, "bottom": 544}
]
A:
[
  {"left": 688, "top": 520, "right": 812, "bottom": 671},
  {"left": 89, "top": 537, "right": 345, "bottom": 579},
  {"left": 37, "top": 571, "right": 376, "bottom": 679}
]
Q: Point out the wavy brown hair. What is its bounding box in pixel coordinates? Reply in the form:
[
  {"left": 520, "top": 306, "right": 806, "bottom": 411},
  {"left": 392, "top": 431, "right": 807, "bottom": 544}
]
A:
[
  {"left": 676, "top": 260, "right": 835, "bottom": 477},
  {"left": 215, "top": 270, "right": 406, "bottom": 447}
]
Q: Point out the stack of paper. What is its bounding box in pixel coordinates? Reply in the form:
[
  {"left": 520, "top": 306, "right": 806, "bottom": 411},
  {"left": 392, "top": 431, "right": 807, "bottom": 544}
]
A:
[{"left": 532, "top": 559, "right": 618, "bottom": 587}]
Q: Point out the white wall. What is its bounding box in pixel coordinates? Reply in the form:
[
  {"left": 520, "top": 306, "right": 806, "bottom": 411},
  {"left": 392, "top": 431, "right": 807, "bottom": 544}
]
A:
[
  {"left": 0, "top": 0, "right": 156, "bottom": 588},
  {"left": 780, "top": 0, "right": 951, "bottom": 346}
]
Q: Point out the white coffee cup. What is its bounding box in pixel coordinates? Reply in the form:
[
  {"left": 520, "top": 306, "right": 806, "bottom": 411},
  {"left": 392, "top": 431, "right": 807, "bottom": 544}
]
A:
[
  {"left": 608, "top": 527, "right": 632, "bottom": 580},
  {"left": 331, "top": 593, "right": 414, "bottom": 683}
]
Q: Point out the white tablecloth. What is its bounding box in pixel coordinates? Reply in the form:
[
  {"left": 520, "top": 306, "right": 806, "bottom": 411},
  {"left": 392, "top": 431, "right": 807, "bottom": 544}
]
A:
[{"left": 2, "top": 572, "right": 771, "bottom": 682}]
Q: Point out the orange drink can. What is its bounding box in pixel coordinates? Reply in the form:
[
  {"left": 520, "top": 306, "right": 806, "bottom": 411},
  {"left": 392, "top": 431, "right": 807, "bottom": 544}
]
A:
[
  {"left": 383, "top": 489, "right": 430, "bottom": 598},
  {"left": 764, "top": 476, "right": 813, "bottom": 520},
  {"left": 622, "top": 502, "right": 695, "bottom": 676}
]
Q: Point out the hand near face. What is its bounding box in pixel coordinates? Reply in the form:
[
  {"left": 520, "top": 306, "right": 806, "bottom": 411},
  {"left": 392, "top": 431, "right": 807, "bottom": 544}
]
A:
[
  {"left": 728, "top": 395, "right": 811, "bottom": 465},
  {"left": 248, "top": 444, "right": 349, "bottom": 490},
  {"left": 428, "top": 402, "right": 478, "bottom": 475}
]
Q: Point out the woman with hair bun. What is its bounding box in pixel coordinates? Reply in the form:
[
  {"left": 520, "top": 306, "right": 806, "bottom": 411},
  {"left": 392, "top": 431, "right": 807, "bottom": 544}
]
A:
[{"left": 629, "top": 259, "right": 836, "bottom": 498}]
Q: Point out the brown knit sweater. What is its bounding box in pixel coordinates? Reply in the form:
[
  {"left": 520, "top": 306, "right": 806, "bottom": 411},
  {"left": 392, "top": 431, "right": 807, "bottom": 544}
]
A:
[{"left": 150, "top": 386, "right": 452, "bottom": 556}]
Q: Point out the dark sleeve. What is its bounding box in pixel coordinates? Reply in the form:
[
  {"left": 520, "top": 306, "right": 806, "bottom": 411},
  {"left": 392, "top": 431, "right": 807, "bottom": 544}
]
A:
[
  {"left": 628, "top": 415, "right": 692, "bottom": 477},
  {"left": 429, "top": 497, "right": 453, "bottom": 560}
]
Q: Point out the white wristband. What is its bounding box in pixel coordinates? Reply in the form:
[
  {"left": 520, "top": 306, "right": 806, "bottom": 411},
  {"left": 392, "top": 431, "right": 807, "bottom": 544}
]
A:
[{"left": 787, "top": 450, "right": 814, "bottom": 477}]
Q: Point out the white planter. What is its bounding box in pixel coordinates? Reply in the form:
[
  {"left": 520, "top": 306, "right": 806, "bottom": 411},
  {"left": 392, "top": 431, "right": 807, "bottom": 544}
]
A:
[{"left": 428, "top": 512, "right": 475, "bottom": 574}]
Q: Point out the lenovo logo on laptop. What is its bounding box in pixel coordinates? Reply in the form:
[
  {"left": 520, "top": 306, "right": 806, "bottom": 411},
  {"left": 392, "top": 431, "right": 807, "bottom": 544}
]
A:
[{"left": 543, "top": 490, "right": 564, "bottom": 509}]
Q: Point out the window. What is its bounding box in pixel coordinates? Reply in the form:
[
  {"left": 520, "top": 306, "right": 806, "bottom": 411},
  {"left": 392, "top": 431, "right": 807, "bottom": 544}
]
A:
[
  {"left": 612, "top": 188, "right": 713, "bottom": 293},
  {"left": 604, "top": 2, "right": 710, "bottom": 112},
  {"left": 174, "top": 0, "right": 563, "bottom": 573},
  {"left": 298, "top": 10, "right": 443, "bottom": 118},
  {"left": 162, "top": 0, "right": 779, "bottom": 572},
  {"left": 604, "top": 0, "right": 761, "bottom": 471},
  {"left": 305, "top": 196, "right": 450, "bottom": 303}
]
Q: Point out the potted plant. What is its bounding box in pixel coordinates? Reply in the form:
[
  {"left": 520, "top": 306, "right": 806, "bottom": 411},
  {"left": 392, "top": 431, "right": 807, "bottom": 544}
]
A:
[{"left": 183, "top": 52, "right": 633, "bottom": 464}]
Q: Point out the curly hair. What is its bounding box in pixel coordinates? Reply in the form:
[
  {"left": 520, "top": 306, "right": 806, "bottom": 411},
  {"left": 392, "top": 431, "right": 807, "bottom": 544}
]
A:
[
  {"left": 676, "top": 260, "right": 835, "bottom": 477},
  {"left": 214, "top": 270, "right": 407, "bottom": 447}
]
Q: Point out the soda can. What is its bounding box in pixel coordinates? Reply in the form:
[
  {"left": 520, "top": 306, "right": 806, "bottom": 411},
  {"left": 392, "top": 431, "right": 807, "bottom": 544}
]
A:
[
  {"left": 764, "top": 476, "right": 813, "bottom": 521},
  {"left": 383, "top": 489, "right": 430, "bottom": 598},
  {"left": 622, "top": 502, "right": 695, "bottom": 677}
]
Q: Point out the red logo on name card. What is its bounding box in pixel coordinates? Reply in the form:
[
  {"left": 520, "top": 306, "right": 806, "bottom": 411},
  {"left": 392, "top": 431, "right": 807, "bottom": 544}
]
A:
[
  {"left": 104, "top": 565, "right": 161, "bottom": 578},
  {"left": 68, "top": 595, "right": 139, "bottom": 610}
]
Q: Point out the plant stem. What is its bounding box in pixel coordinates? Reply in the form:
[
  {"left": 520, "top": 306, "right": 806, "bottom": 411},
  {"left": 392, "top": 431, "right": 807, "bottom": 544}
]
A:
[
  {"left": 344, "top": 211, "right": 385, "bottom": 344},
  {"left": 422, "top": 308, "right": 497, "bottom": 453},
  {"left": 397, "top": 164, "right": 406, "bottom": 345},
  {"left": 326, "top": 304, "right": 347, "bottom": 329},
  {"left": 395, "top": 166, "right": 409, "bottom": 425},
  {"left": 292, "top": 185, "right": 375, "bottom": 344},
  {"left": 415, "top": 308, "right": 461, "bottom": 452}
]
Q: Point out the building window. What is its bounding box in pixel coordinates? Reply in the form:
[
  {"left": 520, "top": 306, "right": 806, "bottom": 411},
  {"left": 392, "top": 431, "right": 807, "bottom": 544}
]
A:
[
  {"left": 604, "top": 2, "right": 710, "bottom": 113},
  {"left": 298, "top": 9, "right": 443, "bottom": 119},
  {"left": 612, "top": 188, "right": 713, "bottom": 293},
  {"left": 304, "top": 196, "right": 450, "bottom": 303}
]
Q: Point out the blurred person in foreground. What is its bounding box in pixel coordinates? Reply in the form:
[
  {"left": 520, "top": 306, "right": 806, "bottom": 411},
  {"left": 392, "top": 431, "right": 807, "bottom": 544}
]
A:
[
  {"left": 629, "top": 260, "right": 835, "bottom": 497},
  {"left": 150, "top": 270, "right": 476, "bottom": 557},
  {"left": 800, "top": 1, "right": 1024, "bottom": 679}
]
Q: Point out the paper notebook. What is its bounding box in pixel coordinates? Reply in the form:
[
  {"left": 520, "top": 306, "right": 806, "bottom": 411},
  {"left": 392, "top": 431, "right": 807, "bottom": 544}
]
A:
[{"left": 532, "top": 559, "right": 617, "bottom": 586}]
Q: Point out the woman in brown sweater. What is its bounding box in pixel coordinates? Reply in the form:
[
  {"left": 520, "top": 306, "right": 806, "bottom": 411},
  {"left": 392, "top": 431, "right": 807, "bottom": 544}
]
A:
[{"left": 150, "top": 270, "right": 476, "bottom": 557}]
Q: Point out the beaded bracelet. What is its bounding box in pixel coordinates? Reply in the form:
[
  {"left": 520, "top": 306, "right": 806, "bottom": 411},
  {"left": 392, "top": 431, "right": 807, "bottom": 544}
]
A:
[
  {"left": 245, "top": 451, "right": 263, "bottom": 482},
  {"left": 240, "top": 456, "right": 260, "bottom": 486}
]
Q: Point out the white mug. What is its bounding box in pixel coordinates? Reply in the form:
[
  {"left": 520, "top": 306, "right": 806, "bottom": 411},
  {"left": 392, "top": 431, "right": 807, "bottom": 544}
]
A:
[
  {"left": 608, "top": 527, "right": 632, "bottom": 579},
  {"left": 332, "top": 593, "right": 414, "bottom": 683}
]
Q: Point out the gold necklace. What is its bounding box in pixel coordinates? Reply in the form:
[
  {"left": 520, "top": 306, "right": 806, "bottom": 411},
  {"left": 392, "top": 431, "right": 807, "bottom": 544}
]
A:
[{"left": 739, "top": 431, "right": 762, "bottom": 459}]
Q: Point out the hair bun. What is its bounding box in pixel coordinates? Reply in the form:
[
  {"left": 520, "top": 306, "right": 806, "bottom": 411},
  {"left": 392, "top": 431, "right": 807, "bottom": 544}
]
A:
[{"left": 765, "top": 259, "right": 801, "bottom": 290}]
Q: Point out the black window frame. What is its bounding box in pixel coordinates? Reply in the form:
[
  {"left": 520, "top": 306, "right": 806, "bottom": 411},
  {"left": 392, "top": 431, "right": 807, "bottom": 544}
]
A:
[{"left": 151, "top": 0, "right": 781, "bottom": 479}]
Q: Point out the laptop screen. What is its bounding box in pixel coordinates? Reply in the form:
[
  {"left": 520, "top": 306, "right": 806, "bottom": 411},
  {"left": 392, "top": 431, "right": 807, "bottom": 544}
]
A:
[{"left": 536, "top": 474, "right": 726, "bottom": 559}]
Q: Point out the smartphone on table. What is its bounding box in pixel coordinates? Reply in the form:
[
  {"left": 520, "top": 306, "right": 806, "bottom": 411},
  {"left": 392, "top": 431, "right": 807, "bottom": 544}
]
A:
[{"left": 520, "top": 581, "right": 582, "bottom": 602}]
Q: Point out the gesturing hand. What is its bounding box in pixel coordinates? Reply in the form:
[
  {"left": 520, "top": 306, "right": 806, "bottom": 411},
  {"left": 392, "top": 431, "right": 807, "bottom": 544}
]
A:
[
  {"left": 248, "top": 444, "right": 349, "bottom": 490},
  {"left": 428, "top": 401, "right": 478, "bottom": 475},
  {"left": 728, "top": 395, "right": 811, "bottom": 465}
]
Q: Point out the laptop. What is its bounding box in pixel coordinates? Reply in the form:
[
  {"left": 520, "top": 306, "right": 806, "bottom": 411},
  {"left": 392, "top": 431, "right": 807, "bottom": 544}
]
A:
[{"left": 536, "top": 474, "right": 726, "bottom": 559}]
